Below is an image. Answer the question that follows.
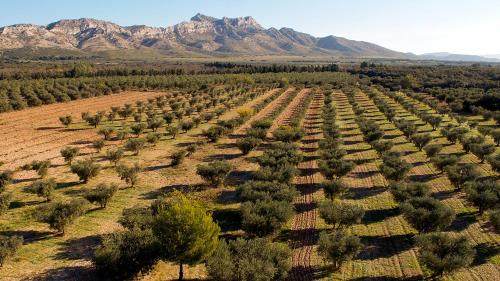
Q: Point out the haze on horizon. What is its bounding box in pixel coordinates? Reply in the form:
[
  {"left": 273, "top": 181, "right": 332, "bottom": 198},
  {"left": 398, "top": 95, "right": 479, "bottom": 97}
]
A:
[{"left": 1, "top": 0, "right": 499, "bottom": 56}]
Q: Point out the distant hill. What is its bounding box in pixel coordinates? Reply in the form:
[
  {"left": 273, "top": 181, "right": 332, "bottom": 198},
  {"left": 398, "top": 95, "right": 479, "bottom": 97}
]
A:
[
  {"left": 420, "top": 52, "right": 500, "bottom": 63},
  {"left": 0, "top": 14, "right": 412, "bottom": 59}
]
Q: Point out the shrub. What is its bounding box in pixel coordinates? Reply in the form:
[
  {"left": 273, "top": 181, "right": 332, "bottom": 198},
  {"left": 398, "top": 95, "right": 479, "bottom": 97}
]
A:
[
  {"left": 251, "top": 119, "right": 273, "bottom": 130},
  {"left": 241, "top": 199, "right": 295, "bottom": 237},
  {"left": 186, "top": 144, "right": 198, "bottom": 156},
  {"left": 237, "top": 107, "right": 254, "bottom": 119},
  {"left": 147, "top": 117, "right": 164, "bottom": 132},
  {"left": 322, "top": 180, "right": 349, "bottom": 199},
  {"left": 84, "top": 183, "right": 118, "bottom": 208},
  {"left": 146, "top": 132, "right": 161, "bottom": 146},
  {"left": 106, "top": 148, "right": 124, "bottom": 166},
  {"left": 152, "top": 194, "right": 220, "bottom": 280},
  {"left": 23, "top": 160, "right": 51, "bottom": 178},
  {"left": 0, "top": 235, "right": 23, "bottom": 267},
  {"left": 206, "top": 238, "right": 291, "bottom": 281},
  {"left": 70, "top": 159, "right": 101, "bottom": 183},
  {"left": 86, "top": 114, "right": 103, "bottom": 128},
  {"left": 470, "top": 143, "right": 496, "bottom": 163},
  {"left": 319, "top": 201, "right": 364, "bottom": 229},
  {"left": 273, "top": 125, "right": 304, "bottom": 142},
  {"left": 116, "top": 163, "right": 142, "bottom": 187},
  {"left": 93, "top": 229, "right": 160, "bottom": 280},
  {"left": 370, "top": 140, "right": 394, "bottom": 155},
  {"left": 318, "top": 159, "right": 356, "bottom": 180},
  {"left": 445, "top": 164, "right": 479, "bottom": 190},
  {"left": 59, "top": 115, "right": 73, "bottom": 127},
  {"left": 0, "top": 170, "right": 14, "bottom": 193},
  {"left": 491, "top": 129, "right": 500, "bottom": 146},
  {"left": 130, "top": 122, "right": 146, "bottom": 136},
  {"left": 196, "top": 160, "right": 232, "bottom": 187},
  {"left": 254, "top": 164, "right": 297, "bottom": 184},
  {"left": 247, "top": 127, "right": 268, "bottom": 140},
  {"left": 461, "top": 134, "right": 485, "bottom": 153},
  {"left": 92, "top": 139, "right": 105, "bottom": 153},
  {"left": 401, "top": 197, "right": 455, "bottom": 233},
  {"left": 489, "top": 153, "right": 500, "bottom": 172},
  {"left": 423, "top": 144, "right": 442, "bottom": 157},
  {"left": 464, "top": 180, "right": 499, "bottom": 214},
  {"left": 119, "top": 207, "right": 154, "bottom": 230},
  {"left": 236, "top": 137, "right": 262, "bottom": 155},
  {"left": 60, "top": 146, "right": 79, "bottom": 165},
  {"left": 25, "top": 178, "right": 56, "bottom": 202},
  {"left": 236, "top": 181, "right": 298, "bottom": 203},
  {"left": 180, "top": 120, "right": 194, "bottom": 132},
  {"left": 171, "top": 150, "right": 187, "bottom": 167},
  {"left": 98, "top": 127, "right": 115, "bottom": 140},
  {"left": 411, "top": 133, "right": 432, "bottom": 150},
  {"left": 0, "top": 193, "right": 12, "bottom": 214},
  {"left": 124, "top": 138, "right": 146, "bottom": 155},
  {"left": 379, "top": 153, "right": 412, "bottom": 181},
  {"left": 166, "top": 125, "right": 179, "bottom": 139},
  {"left": 389, "top": 181, "right": 430, "bottom": 203},
  {"left": 318, "top": 230, "right": 361, "bottom": 271},
  {"left": 34, "top": 199, "right": 87, "bottom": 235},
  {"left": 416, "top": 233, "right": 475, "bottom": 278},
  {"left": 203, "top": 126, "right": 226, "bottom": 142},
  {"left": 490, "top": 210, "right": 500, "bottom": 232},
  {"left": 116, "top": 130, "right": 129, "bottom": 141},
  {"left": 431, "top": 155, "right": 458, "bottom": 172}
]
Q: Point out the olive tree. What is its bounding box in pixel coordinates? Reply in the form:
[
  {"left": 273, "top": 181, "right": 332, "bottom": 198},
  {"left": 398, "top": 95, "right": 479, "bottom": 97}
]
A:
[
  {"left": 0, "top": 235, "right": 23, "bottom": 267},
  {"left": 116, "top": 163, "right": 142, "bottom": 188},
  {"left": 84, "top": 183, "right": 118, "bottom": 208},
  {"left": 25, "top": 178, "right": 56, "bottom": 202},
  {"left": 70, "top": 159, "right": 101, "bottom": 183},
  {"left": 319, "top": 201, "right": 364, "bottom": 230},
  {"left": 60, "top": 146, "right": 79, "bottom": 165},
  {"left": 464, "top": 180, "right": 499, "bottom": 214},
  {"left": 196, "top": 160, "right": 232, "bottom": 187},
  {"left": 401, "top": 197, "right": 455, "bottom": 233},
  {"left": 318, "top": 230, "right": 361, "bottom": 271}
]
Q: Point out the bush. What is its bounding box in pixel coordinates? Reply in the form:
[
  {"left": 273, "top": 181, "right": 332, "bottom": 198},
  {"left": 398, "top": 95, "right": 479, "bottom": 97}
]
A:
[
  {"left": 0, "top": 193, "right": 12, "bottom": 214},
  {"left": 84, "top": 183, "right": 118, "bottom": 208},
  {"left": 416, "top": 233, "right": 475, "bottom": 278},
  {"left": 379, "top": 153, "right": 412, "bottom": 181},
  {"left": 23, "top": 160, "right": 51, "bottom": 178},
  {"left": 489, "top": 153, "right": 500, "bottom": 172},
  {"left": 272, "top": 125, "right": 304, "bottom": 142},
  {"left": 93, "top": 229, "right": 160, "bottom": 280},
  {"left": 491, "top": 129, "right": 500, "bottom": 146},
  {"left": 171, "top": 150, "right": 187, "bottom": 167},
  {"left": 116, "top": 163, "right": 142, "bottom": 187},
  {"left": 196, "top": 160, "right": 232, "bottom": 187},
  {"left": 389, "top": 181, "right": 430, "bottom": 203},
  {"left": 445, "top": 164, "right": 479, "bottom": 190},
  {"left": 254, "top": 164, "right": 297, "bottom": 184},
  {"left": 203, "top": 126, "right": 226, "bottom": 142},
  {"left": 423, "top": 144, "right": 442, "bottom": 157},
  {"left": 470, "top": 143, "right": 496, "bottom": 163},
  {"left": 318, "top": 230, "right": 361, "bottom": 271},
  {"left": 98, "top": 127, "right": 115, "bottom": 140},
  {"left": 119, "top": 207, "right": 154, "bottom": 230},
  {"left": 0, "top": 235, "right": 23, "bottom": 267},
  {"left": 146, "top": 132, "right": 161, "bottom": 146},
  {"left": 322, "top": 180, "right": 349, "bottom": 199},
  {"left": 411, "top": 133, "right": 432, "bottom": 150},
  {"left": 256, "top": 143, "right": 302, "bottom": 167},
  {"left": 241, "top": 199, "right": 295, "bottom": 237},
  {"left": 236, "top": 137, "right": 262, "bottom": 155},
  {"left": 147, "top": 117, "right": 164, "bottom": 132},
  {"left": 319, "top": 201, "right": 364, "bottom": 229},
  {"left": 186, "top": 143, "right": 198, "bottom": 156},
  {"left": 236, "top": 181, "right": 298, "bottom": 203},
  {"left": 105, "top": 148, "right": 124, "bottom": 166},
  {"left": 401, "top": 197, "right": 455, "bottom": 233},
  {"left": 247, "top": 127, "right": 268, "bottom": 140},
  {"left": 124, "top": 138, "right": 146, "bottom": 155},
  {"left": 0, "top": 170, "right": 14, "bottom": 193},
  {"left": 490, "top": 210, "right": 500, "bottom": 232},
  {"left": 130, "top": 122, "right": 146, "bottom": 136},
  {"left": 464, "top": 180, "right": 499, "bottom": 214},
  {"left": 59, "top": 115, "right": 73, "bottom": 127},
  {"left": 251, "top": 119, "right": 273, "bottom": 129},
  {"left": 60, "top": 146, "right": 79, "bottom": 165},
  {"left": 431, "top": 155, "right": 458, "bottom": 172},
  {"left": 25, "top": 178, "right": 56, "bottom": 202},
  {"left": 370, "top": 140, "right": 394, "bottom": 155},
  {"left": 206, "top": 238, "right": 291, "bottom": 281},
  {"left": 34, "top": 199, "right": 87, "bottom": 235},
  {"left": 92, "top": 139, "right": 105, "bottom": 152},
  {"left": 166, "top": 125, "right": 179, "bottom": 139},
  {"left": 318, "top": 159, "right": 356, "bottom": 180},
  {"left": 180, "top": 120, "right": 194, "bottom": 132},
  {"left": 70, "top": 159, "right": 101, "bottom": 183}
]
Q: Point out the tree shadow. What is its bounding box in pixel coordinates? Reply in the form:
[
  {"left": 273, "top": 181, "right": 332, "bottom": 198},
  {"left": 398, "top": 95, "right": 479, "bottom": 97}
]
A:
[
  {"left": 54, "top": 235, "right": 101, "bottom": 261},
  {"left": 348, "top": 186, "right": 386, "bottom": 200},
  {"left": 203, "top": 153, "right": 241, "bottom": 162},
  {"left": 140, "top": 183, "right": 205, "bottom": 199},
  {"left": 362, "top": 207, "right": 399, "bottom": 224},
  {"left": 472, "top": 242, "right": 500, "bottom": 266},
  {"left": 358, "top": 233, "right": 414, "bottom": 260},
  {"left": 0, "top": 230, "right": 53, "bottom": 244},
  {"left": 212, "top": 208, "right": 241, "bottom": 232},
  {"left": 227, "top": 170, "right": 254, "bottom": 186},
  {"left": 349, "top": 276, "right": 423, "bottom": 281},
  {"left": 22, "top": 266, "right": 96, "bottom": 281},
  {"left": 56, "top": 181, "right": 81, "bottom": 189},
  {"left": 449, "top": 211, "right": 478, "bottom": 232},
  {"left": 431, "top": 189, "right": 456, "bottom": 200},
  {"left": 143, "top": 163, "right": 171, "bottom": 171}
]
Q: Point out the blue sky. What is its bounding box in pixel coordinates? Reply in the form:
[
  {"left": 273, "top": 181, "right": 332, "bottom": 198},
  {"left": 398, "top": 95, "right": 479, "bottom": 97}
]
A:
[{"left": 1, "top": 0, "right": 499, "bottom": 55}]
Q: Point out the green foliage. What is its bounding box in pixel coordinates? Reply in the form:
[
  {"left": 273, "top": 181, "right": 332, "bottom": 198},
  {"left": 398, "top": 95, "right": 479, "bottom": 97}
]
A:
[
  {"left": 370, "top": 140, "right": 394, "bottom": 155},
  {"left": 25, "top": 178, "right": 56, "bottom": 202},
  {"left": 196, "top": 160, "right": 232, "bottom": 187},
  {"left": 70, "top": 159, "right": 101, "bottom": 183},
  {"left": 470, "top": 143, "right": 496, "bottom": 163},
  {"left": 241, "top": 199, "right": 295, "bottom": 237},
  {"left": 416, "top": 233, "right": 475, "bottom": 278},
  {"left": 379, "top": 153, "right": 412, "bottom": 181},
  {"left": 92, "top": 139, "right": 105, "bottom": 152},
  {"left": 0, "top": 170, "right": 14, "bottom": 193},
  {"left": 116, "top": 163, "right": 142, "bottom": 187},
  {"left": 321, "top": 180, "right": 349, "bottom": 200},
  {"left": 0, "top": 193, "right": 12, "bottom": 214},
  {"left": 490, "top": 210, "right": 500, "bottom": 233},
  {"left": 318, "top": 159, "right": 356, "bottom": 180},
  {"left": 0, "top": 235, "right": 23, "bottom": 267},
  {"left": 319, "top": 201, "right": 364, "bottom": 229},
  {"left": 98, "top": 127, "right": 115, "bottom": 141},
  {"left": 59, "top": 115, "right": 73, "bottom": 127},
  {"left": 105, "top": 148, "right": 124, "bottom": 166},
  {"left": 166, "top": 125, "right": 179, "bottom": 139},
  {"left": 23, "top": 160, "right": 51, "bottom": 178},
  {"left": 84, "top": 183, "right": 118, "bottom": 208},
  {"left": 423, "top": 144, "right": 443, "bottom": 157},
  {"left": 272, "top": 125, "right": 304, "bottom": 142},
  {"left": 251, "top": 119, "right": 273, "bottom": 130},
  {"left": 236, "top": 181, "right": 298, "bottom": 203},
  {"left": 146, "top": 132, "right": 161, "bottom": 146},
  {"left": 236, "top": 137, "right": 262, "bottom": 155},
  {"left": 445, "top": 164, "right": 479, "bottom": 189},
  {"left": 389, "top": 181, "right": 430, "bottom": 203},
  {"left": 401, "top": 197, "right": 455, "bottom": 233},
  {"left": 119, "top": 207, "right": 154, "bottom": 230},
  {"left": 411, "top": 133, "right": 432, "bottom": 150},
  {"left": 60, "top": 146, "right": 79, "bottom": 165},
  {"left": 34, "top": 199, "right": 87, "bottom": 235},
  {"left": 124, "top": 138, "right": 146, "bottom": 155},
  {"left": 203, "top": 125, "right": 226, "bottom": 142},
  {"left": 206, "top": 238, "right": 291, "bottom": 281},
  {"left": 152, "top": 194, "right": 220, "bottom": 280},
  {"left": 247, "top": 127, "right": 268, "bottom": 140},
  {"left": 431, "top": 155, "right": 458, "bottom": 172},
  {"left": 318, "top": 230, "right": 362, "bottom": 271},
  {"left": 93, "top": 228, "right": 160, "bottom": 280},
  {"left": 464, "top": 180, "right": 499, "bottom": 214},
  {"left": 130, "top": 122, "right": 147, "bottom": 136}
]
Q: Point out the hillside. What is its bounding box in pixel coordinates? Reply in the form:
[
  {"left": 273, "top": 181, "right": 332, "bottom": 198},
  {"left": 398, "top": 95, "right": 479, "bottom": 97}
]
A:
[{"left": 0, "top": 14, "right": 412, "bottom": 58}]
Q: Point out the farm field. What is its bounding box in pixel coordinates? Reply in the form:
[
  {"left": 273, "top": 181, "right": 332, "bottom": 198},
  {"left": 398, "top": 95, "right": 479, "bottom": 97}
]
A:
[{"left": 0, "top": 69, "right": 499, "bottom": 281}]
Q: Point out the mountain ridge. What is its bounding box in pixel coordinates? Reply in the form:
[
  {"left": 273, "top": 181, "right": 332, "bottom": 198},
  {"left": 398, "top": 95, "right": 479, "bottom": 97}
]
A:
[{"left": 0, "top": 14, "right": 412, "bottom": 58}]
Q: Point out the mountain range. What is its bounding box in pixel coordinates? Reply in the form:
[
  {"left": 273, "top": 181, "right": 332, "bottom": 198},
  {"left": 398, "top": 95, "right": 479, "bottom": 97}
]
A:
[
  {"left": 420, "top": 52, "right": 500, "bottom": 63},
  {"left": 0, "top": 14, "right": 412, "bottom": 59}
]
